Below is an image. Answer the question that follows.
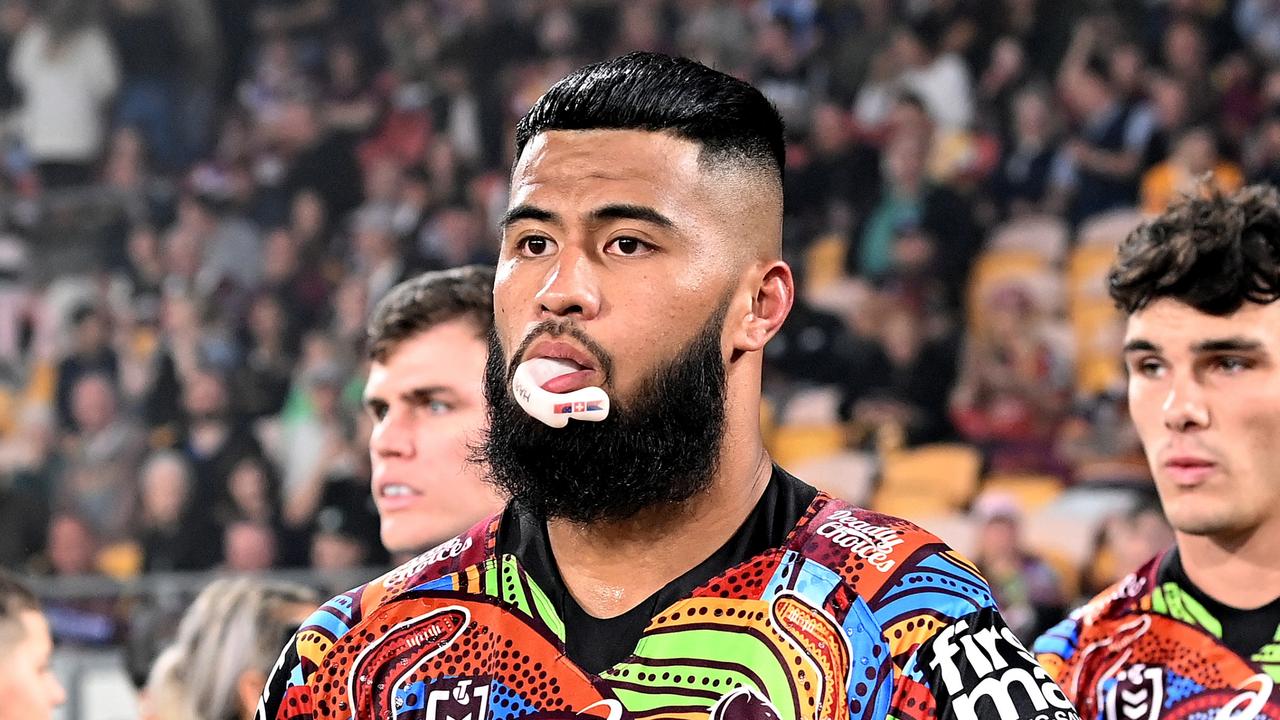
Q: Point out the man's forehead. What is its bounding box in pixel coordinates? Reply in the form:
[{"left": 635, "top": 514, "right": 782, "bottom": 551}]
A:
[
  {"left": 1125, "top": 298, "right": 1280, "bottom": 347},
  {"left": 511, "top": 130, "right": 703, "bottom": 193}
]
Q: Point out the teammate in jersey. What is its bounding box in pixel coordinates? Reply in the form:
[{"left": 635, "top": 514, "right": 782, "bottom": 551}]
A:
[
  {"left": 1035, "top": 185, "right": 1280, "bottom": 719},
  {"left": 259, "top": 52, "right": 1079, "bottom": 720}
]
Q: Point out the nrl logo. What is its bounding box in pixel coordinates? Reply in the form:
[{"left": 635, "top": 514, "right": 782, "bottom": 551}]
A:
[{"left": 1104, "top": 665, "right": 1162, "bottom": 720}]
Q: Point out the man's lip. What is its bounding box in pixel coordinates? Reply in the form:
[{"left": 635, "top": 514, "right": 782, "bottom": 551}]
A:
[
  {"left": 522, "top": 339, "right": 600, "bottom": 374},
  {"left": 373, "top": 480, "right": 425, "bottom": 511},
  {"left": 1162, "top": 455, "right": 1215, "bottom": 467}
]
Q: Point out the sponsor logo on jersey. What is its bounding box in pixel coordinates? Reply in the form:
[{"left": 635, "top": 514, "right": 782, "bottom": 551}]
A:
[
  {"left": 925, "top": 614, "right": 1080, "bottom": 720},
  {"left": 813, "top": 510, "right": 903, "bottom": 571}
]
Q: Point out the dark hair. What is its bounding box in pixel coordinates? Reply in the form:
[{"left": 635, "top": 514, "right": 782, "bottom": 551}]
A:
[
  {"left": 367, "top": 265, "right": 495, "bottom": 363},
  {"left": 514, "top": 52, "right": 785, "bottom": 182},
  {"left": 1109, "top": 184, "right": 1280, "bottom": 316},
  {"left": 0, "top": 570, "right": 39, "bottom": 646}
]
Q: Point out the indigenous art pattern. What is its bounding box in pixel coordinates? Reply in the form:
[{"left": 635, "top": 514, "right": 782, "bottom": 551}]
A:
[
  {"left": 1035, "top": 553, "right": 1280, "bottom": 720},
  {"left": 259, "top": 496, "right": 1078, "bottom": 720}
]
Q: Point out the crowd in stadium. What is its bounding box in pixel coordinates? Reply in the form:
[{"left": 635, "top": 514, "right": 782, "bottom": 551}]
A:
[{"left": 0, "top": 0, "right": 1272, "bottom": 674}]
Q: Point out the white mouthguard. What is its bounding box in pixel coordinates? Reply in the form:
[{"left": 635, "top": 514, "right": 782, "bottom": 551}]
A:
[{"left": 512, "top": 358, "right": 610, "bottom": 428}]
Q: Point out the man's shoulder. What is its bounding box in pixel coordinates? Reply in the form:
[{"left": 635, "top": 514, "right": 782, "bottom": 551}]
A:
[
  {"left": 292, "top": 513, "right": 500, "bottom": 659},
  {"left": 796, "top": 497, "right": 1000, "bottom": 627},
  {"left": 1033, "top": 553, "right": 1161, "bottom": 668}
]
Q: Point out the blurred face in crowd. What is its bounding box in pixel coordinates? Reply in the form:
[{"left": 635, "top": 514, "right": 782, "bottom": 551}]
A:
[
  {"left": 364, "top": 318, "right": 501, "bottom": 554},
  {"left": 184, "top": 370, "right": 228, "bottom": 421},
  {"left": 488, "top": 129, "right": 788, "bottom": 522},
  {"left": 71, "top": 374, "right": 117, "bottom": 435},
  {"left": 141, "top": 456, "right": 189, "bottom": 527},
  {"left": 1124, "top": 299, "right": 1280, "bottom": 543},
  {"left": 47, "top": 515, "right": 95, "bottom": 576},
  {"left": 224, "top": 522, "right": 276, "bottom": 572},
  {"left": 0, "top": 611, "right": 65, "bottom": 720}
]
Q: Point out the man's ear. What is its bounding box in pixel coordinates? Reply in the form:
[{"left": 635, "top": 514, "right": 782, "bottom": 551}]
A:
[{"left": 730, "top": 261, "right": 794, "bottom": 354}]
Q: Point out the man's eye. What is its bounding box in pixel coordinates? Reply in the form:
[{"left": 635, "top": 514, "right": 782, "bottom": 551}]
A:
[
  {"left": 1134, "top": 359, "right": 1164, "bottom": 378},
  {"left": 606, "top": 237, "right": 652, "bottom": 256},
  {"left": 428, "top": 400, "right": 452, "bottom": 415},
  {"left": 1214, "top": 356, "right": 1251, "bottom": 373},
  {"left": 368, "top": 403, "right": 388, "bottom": 421},
  {"left": 518, "top": 236, "right": 555, "bottom": 257}
]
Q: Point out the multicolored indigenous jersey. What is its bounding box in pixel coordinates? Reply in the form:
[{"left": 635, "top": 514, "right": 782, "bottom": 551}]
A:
[
  {"left": 259, "top": 468, "right": 1079, "bottom": 720},
  {"left": 1035, "top": 548, "right": 1280, "bottom": 720}
]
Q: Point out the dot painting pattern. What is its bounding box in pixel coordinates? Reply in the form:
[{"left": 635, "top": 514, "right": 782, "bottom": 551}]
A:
[
  {"left": 1036, "top": 553, "right": 1280, "bottom": 720},
  {"left": 259, "top": 495, "right": 1042, "bottom": 720}
]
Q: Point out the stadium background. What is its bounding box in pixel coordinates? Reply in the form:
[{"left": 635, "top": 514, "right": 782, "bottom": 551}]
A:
[{"left": 0, "top": 0, "right": 1262, "bottom": 716}]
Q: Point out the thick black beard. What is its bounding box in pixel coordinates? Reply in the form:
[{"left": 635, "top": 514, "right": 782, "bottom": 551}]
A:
[{"left": 480, "top": 306, "right": 728, "bottom": 525}]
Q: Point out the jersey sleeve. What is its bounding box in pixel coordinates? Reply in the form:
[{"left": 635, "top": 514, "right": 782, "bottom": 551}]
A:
[
  {"left": 898, "top": 605, "right": 1082, "bottom": 720},
  {"left": 256, "top": 636, "right": 314, "bottom": 720}
]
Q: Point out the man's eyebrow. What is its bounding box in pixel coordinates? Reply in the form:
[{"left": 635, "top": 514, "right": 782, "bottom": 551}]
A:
[
  {"left": 588, "top": 203, "right": 676, "bottom": 229},
  {"left": 1192, "top": 337, "right": 1266, "bottom": 354},
  {"left": 403, "top": 387, "right": 453, "bottom": 403},
  {"left": 500, "top": 204, "right": 559, "bottom": 228},
  {"left": 1123, "top": 339, "right": 1159, "bottom": 354}
]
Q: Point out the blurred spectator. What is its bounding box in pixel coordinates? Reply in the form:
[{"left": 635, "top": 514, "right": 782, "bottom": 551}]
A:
[
  {"left": 1057, "top": 45, "right": 1154, "bottom": 224},
  {"left": 172, "top": 168, "right": 263, "bottom": 301},
  {"left": 54, "top": 305, "right": 119, "bottom": 431},
  {"left": 310, "top": 496, "right": 377, "bottom": 571},
  {"left": 176, "top": 366, "right": 266, "bottom": 513},
  {"left": 319, "top": 36, "right": 379, "bottom": 141},
  {"left": 1236, "top": 0, "right": 1280, "bottom": 64},
  {"left": 987, "top": 86, "right": 1064, "bottom": 219},
  {"left": 853, "top": 129, "right": 977, "bottom": 302},
  {"left": 275, "top": 362, "right": 357, "bottom": 528},
  {"left": 1140, "top": 126, "right": 1243, "bottom": 213},
  {"left": 40, "top": 512, "right": 98, "bottom": 576},
  {"left": 230, "top": 292, "right": 294, "bottom": 421},
  {"left": 890, "top": 19, "right": 974, "bottom": 131},
  {"left": 848, "top": 304, "right": 959, "bottom": 446},
  {"left": 142, "top": 577, "right": 316, "bottom": 720},
  {"left": 950, "top": 285, "right": 1070, "bottom": 475},
  {"left": 1080, "top": 493, "right": 1173, "bottom": 596},
  {"left": 1055, "top": 388, "right": 1150, "bottom": 485},
  {"left": 56, "top": 373, "right": 146, "bottom": 541},
  {"left": 222, "top": 520, "right": 277, "bottom": 573},
  {"left": 0, "top": 571, "right": 66, "bottom": 720},
  {"left": 0, "top": 467, "right": 46, "bottom": 569},
  {"left": 971, "top": 495, "right": 1066, "bottom": 642},
  {"left": 221, "top": 455, "right": 281, "bottom": 528},
  {"left": 9, "top": 0, "right": 119, "bottom": 188},
  {"left": 136, "top": 450, "right": 220, "bottom": 572}
]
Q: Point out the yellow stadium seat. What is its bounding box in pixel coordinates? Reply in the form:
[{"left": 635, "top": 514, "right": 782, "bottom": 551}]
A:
[
  {"left": 1078, "top": 208, "right": 1145, "bottom": 248},
  {"left": 879, "top": 443, "right": 983, "bottom": 510},
  {"left": 988, "top": 214, "right": 1070, "bottom": 263},
  {"left": 768, "top": 423, "right": 847, "bottom": 468},
  {"left": 1067, "top": 244, "right": 1118, "bottom": 302},
  {"left": 804, "top": 233, "right": 848, "bottom": 292},
  {"left": 981, "top": 473, "right": 1065, "bottom": 512},
  {"left": 1041, "top": 547, "right": 1082, "bottom": 600},
  {"left": 870, "top": 486, "right": 959, "bottom": 518}
]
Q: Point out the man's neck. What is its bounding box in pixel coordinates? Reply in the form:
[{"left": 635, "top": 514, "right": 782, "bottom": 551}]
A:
[
  {"left": 1176, "top": 519, "right": 1280, "bottom": 609},
  {"left": 547, "top": 441, "right": 773, "bottom": 619}
]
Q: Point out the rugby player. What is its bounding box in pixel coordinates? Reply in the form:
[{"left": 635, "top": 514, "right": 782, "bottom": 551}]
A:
[
  {"left": 260, "top": 52, "right": 1079, "bottom": 720},
  {"left": 1035, "top": 185, "right": 1280, "bottom": 718},
  {"left": 363, "top": 266, "right": 505, "bottom": 557},
  {"left": 0, "top": 571, "right": 65, "bottom": 720}
]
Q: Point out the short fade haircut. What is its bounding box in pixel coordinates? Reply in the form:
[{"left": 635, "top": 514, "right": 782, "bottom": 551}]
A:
[
  {"left": 0, "top": 570, "right": 40, "bottom": 649},
  {"left": 514, "top": 51, "right": 785, "bottom": 184},
  {"left": 1109, "top": 184, "right": 1280, "bottom": 316},
  {"left": 367, "top": 265, "right": 495, "bottom": 363}
]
